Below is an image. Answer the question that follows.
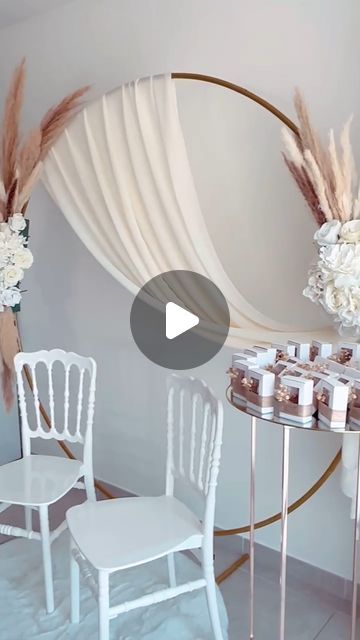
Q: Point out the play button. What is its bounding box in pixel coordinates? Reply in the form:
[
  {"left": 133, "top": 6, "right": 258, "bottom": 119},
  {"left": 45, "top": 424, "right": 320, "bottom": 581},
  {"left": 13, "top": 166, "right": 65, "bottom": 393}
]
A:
[
  {"left": 166, "top": 303, "right": 199, "bottom": 339},
  {"left": 130, "top": 270, "right": 230, "bottom": 370}
]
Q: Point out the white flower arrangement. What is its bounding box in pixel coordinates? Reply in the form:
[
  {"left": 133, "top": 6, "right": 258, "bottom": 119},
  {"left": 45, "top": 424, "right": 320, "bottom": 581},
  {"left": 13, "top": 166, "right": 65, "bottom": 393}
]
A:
[
  {"left": 0, "top": 214, "right": 33, "bottom": 311},
  {"left": 303, "top": 222, "right": 360, "bottom": 331},
  {"left": 281, "top": 91, "right": 360, "bottom": 335}
]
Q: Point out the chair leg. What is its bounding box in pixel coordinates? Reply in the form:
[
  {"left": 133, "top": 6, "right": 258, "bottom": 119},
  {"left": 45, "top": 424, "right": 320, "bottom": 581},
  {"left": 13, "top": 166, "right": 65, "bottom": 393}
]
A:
[
  {"left": 24, "top": 506, "right": 32, "bottom": 533},
  {"left": 203, "top": 547, "right": 224, "bottom": 640},
  {"left": 84, "top": 472, "right": 96, "bottom": 502},
  {"left": 167, "top": 552, "right": 177, "bottom": 587},
  {"left": 70, "top": 540, "right": 80, "bottom": 623},
  {"left": 98, "top": 570, "right": 110, "bottom": 640},
  {"left": 39, "top": 504, "right": 54, "bottom": 614}
]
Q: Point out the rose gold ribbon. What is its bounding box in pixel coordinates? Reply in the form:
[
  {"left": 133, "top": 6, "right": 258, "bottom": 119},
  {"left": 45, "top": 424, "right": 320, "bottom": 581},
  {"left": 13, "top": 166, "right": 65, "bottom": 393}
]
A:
[
  {"left": 350, "top": 405, "right": 360, "bottom": 422},
  {"left": 274, "top": 399, "right": 314, "bottom": 418},
  {"left": 247, "top": 390, "right": 274, "bottom": 408},
  {"left": 318, "top": 401, "right": 347, "bottom": 423}
]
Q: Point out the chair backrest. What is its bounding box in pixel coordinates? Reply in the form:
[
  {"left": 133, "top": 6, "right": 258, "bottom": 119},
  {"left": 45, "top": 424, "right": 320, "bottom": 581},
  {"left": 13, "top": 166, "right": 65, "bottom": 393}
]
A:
[
  {"left": 15, "top": 349, "right": 96, "bottom": 460},
  {"left": 166, "top": 375, "right": 223, "bottom": 534}
]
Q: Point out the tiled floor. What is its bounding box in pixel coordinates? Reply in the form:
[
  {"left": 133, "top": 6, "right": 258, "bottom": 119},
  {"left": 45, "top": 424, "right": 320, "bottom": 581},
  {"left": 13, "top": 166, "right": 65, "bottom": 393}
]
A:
[
  {"left": 214, "top": 544, "right": 357, "bottom": 639},
  {"left": 0, "top": 488, "right": 357, "bottom": 639}
]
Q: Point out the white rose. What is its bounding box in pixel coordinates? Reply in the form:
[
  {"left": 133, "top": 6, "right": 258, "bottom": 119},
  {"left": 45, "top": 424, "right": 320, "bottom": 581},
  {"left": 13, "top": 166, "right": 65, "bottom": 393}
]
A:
[
  {"left": 8, "top": 214, "right": 26, "bottom": 233},
  {"left": 314, "top": 220, "right": 341, "bottom": 245},
  {"left": 13, "top": 247, "right": 33, "bottom": 270},
  {"left": 340, "top": 220, "right": 360, "bottom": 244},
  {"left": 320, "top": 243, "right": 360, "bottom": 275},
  {"left": 7, "top": 233, "right": 24, "bottom": 252},
  {"left": 3, "top": 265, "right": 23, "bottom": 287},
  {"left": 1, "top": 287, "right": 21, "bottom": 307},
  {"left": 334, "top": 273, "right": 359, "bottom": 288},
  {"left": 322, "top": 282, "right": 346, "bottom": 315},
  {"left": 0, "top": 248, "right": 9, "bottom": 268}
]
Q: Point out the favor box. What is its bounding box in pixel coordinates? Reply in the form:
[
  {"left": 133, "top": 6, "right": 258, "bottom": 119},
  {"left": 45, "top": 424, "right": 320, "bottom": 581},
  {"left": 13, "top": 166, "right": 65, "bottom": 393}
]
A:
[
  {"left": 231, "top": 352, "right": 257, "bottom": 367},
  {"left": 271, "top": 343, "right": 296, "bottom": 359},
  {"left": 245, "top": 346, "right": 276, "bottom": 367},
  {"left": 337, "top": 342, "right": 360, "bottom": 364},
  {"left": 309, "top": 340, "right": 333, "bottom": 361},
  {"left": 312, "top": 372, "right": 338, "bottom": 407},
  {"left": 273, "top": 360, "right": 292, "bottom": 379},
  {"left": 340, "top": 366, "right": 360, "bottom": 381},
  {"left": 349, "top": 380, "right": 360, "bottom": 427},
  {"left": 337, "top": 373, "right": 357, "bottom": 388},
  {"left": 272, "top": 358, "right": 300, "bottom": 382},
  {"left": 317, "top": 379, "right": 349, "bottom": 430},
  {"left": 246, "top": 368, "right": 275, "bottom": 415},
  {"left": 315, "top": 356, "right": 345, "bottom": 375},
  {"left": 285, "top": 366, "right": 308, "bottom": 379},
  {"left": 231, "top": 359, "right": 259, "bottom": 406},
  {"left": 275, "top": 375, "right": 314, "bottom": 423},
  {"left": 287, "top": 340, "right": 310, "bottom": 361}
]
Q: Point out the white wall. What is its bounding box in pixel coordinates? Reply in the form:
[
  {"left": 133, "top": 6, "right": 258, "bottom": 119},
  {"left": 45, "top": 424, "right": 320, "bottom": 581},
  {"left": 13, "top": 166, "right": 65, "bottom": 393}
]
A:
[{"left": 0, "top": 0, "right": 358, "bottom": 578}]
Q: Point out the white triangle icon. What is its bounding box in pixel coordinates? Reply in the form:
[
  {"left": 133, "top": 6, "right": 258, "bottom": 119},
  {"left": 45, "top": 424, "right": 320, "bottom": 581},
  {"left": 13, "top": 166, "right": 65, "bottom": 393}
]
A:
[{"left": 166, "top": 302, "right": 199, "bottom": 340}]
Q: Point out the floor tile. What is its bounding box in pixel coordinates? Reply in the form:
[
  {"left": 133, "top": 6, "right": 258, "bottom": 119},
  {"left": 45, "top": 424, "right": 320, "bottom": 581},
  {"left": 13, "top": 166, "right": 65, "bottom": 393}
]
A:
[
  {"left": 219, "top": 566, "right": 334, "bottom": 640},
  {"left": 315, "top": 612, "right": 360, "bottom": 639}
]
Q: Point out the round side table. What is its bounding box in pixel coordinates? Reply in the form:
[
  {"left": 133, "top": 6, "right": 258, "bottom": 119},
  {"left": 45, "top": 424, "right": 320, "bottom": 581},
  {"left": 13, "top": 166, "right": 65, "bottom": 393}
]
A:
[{"left": 227, "top": 387, "right": 360, "bottom": 640}]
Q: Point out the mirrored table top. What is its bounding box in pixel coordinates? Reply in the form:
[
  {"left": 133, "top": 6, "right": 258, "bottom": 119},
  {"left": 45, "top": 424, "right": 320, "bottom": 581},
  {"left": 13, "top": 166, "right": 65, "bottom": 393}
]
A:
[{"left": 226, "top": 387, "right": 360, "bottom": 434}]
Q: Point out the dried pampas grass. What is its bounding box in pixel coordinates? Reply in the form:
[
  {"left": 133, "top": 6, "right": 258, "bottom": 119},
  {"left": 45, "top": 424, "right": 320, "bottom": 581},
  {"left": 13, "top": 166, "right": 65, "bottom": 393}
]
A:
[
  {"left": 283, "top": 90, "right": 360, "bottom": 226},
  {"left": 0, "top": 59, "right": 90, "bottom": 410},
  {"left": 1, "top": 59, "right": 25, "bottom": 194},
  {"left": 19, "top": 128, "right": 42, "bottom": 190},
  {"left": 40, "top": 85, "right": 90, "bottom": 158},
  {"left": 0, "top": 59, "right": 90, "bottom": 221}
]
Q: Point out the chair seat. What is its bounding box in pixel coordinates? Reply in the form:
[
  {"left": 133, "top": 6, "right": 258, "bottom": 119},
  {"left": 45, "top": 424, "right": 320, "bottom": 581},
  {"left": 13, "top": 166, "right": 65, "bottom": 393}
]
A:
[
  {"left": 0, "top": 455, "right": 83, "bottom": 506},
  {"left": 67, "top": 495, "right": 203, "bottom": 570}
]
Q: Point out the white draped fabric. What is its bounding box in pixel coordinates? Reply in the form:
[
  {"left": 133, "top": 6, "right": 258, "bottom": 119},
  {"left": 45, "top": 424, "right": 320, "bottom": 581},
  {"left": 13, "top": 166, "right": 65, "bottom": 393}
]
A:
[{"left": 42, "top": 74, "right": 334, "bottom": 347}]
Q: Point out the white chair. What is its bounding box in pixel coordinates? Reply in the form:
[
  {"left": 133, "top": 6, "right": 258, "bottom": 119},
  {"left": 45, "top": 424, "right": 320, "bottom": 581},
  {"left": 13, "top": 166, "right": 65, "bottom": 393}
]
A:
[
  {"left": 0, "top": 349, "right": 96, "bottom": 614},
  {"left": 67, "top": 374, "right": 224, "bottom": 640}
]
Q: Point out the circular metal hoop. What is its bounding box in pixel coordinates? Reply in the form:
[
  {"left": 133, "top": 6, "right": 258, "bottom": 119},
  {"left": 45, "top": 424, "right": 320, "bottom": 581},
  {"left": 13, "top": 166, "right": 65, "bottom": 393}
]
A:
[
  {"left": 19, "top": 73, "right": 341, "bottom": 586},
  {"left": 171, "top": 72, "right": 341, "bottom": 553}
]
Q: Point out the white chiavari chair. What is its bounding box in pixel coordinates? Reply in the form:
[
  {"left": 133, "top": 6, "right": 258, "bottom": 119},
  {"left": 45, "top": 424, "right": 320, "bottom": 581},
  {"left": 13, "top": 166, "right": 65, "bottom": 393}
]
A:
[
  {"left": 67, "top": 374, "right": 224, "bottom": 640},
  {"left": 0, "top": 349, "right": 96, "bottom": 614}
]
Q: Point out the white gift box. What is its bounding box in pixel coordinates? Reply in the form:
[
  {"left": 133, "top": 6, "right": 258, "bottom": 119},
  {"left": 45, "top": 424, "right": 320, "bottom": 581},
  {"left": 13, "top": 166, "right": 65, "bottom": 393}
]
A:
[
  {"left": 246, "top": 368, "right": 275, "bottom": 415},
  {"left": 245, "top": 346, "right": 276, "bottom": 367},
  {"left": 231, "top": 359, "right": 259, "bottom": 406},
  {"left": 285, "top": 366, "right": 308, "bottom": 379},
  {"left": 315, "top": 356, "right": 345, "bottom": 375},
  {"left": 231, "top": 352, "right": 257, "bottom": 367},
  {"left": 317, "top": 378, "right": 349, "bottom": 430},
  {"left": 254, "top": 345, "right": 277, "bottom": 366},
  {"left": 276, "top": 375, "right": 314, "bottom": 423},
  {"left": 340, "top": 366, "right": 360, "bottom": 381},
  {"left": 271, "top": 343, "right": 296, "bottom": 359},
  {"left": 287, "top": 340, "right": 310, "bottom": 361},
  {"left": 310, "top": 340, "right": 333, "bottom": 361},
  {"left": 337, "top": 373, "right": 357, "bottom": 388},
  {"left": 337, "top": 342, "right": 360, "bottom": 364},
  {"left": 272, "top": 358, "right": 300, "bottom": 381},
  {"left": 349, "top": 380, "right": 360, "bottom": 427}
]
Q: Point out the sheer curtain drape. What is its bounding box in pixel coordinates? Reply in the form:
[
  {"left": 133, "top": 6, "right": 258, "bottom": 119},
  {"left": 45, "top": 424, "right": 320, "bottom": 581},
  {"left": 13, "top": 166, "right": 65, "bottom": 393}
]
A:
[{"left": 42, "top": 74, "right": 333, "bottom": 346}]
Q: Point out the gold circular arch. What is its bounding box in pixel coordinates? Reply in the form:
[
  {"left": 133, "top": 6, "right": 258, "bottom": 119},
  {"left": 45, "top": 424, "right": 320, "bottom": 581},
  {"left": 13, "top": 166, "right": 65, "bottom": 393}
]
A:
[
  {"left": 171, "top": 73, "right": 341, "bottom": 584},
  {"left": 20, "top": 73, "right": 341, "bottom": 585}
]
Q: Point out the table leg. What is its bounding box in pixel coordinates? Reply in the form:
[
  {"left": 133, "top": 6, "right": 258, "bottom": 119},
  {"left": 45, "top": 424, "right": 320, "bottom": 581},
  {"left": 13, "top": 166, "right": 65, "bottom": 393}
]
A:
[
  {"left": 280, "top": 426, "right": 290, "bottom": 640},
  {"left": 249, "top": 416, "right": 257, "bottom": 639},
  {"left": 351, "top": 433, "right": 360, "bottom": 640}
]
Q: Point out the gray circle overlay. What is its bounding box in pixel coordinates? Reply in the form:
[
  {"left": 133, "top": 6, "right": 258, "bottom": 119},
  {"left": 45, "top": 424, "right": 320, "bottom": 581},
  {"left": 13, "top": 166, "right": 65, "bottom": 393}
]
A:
[{"left": 130, "top": 270, "right": 230, "bottom": 370}]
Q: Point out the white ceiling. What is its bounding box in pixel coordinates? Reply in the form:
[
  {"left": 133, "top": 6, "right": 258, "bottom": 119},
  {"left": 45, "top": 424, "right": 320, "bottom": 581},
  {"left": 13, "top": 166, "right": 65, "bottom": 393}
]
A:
[{"left": 0, "top": 0, "right": 73, "bottom": 29}]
